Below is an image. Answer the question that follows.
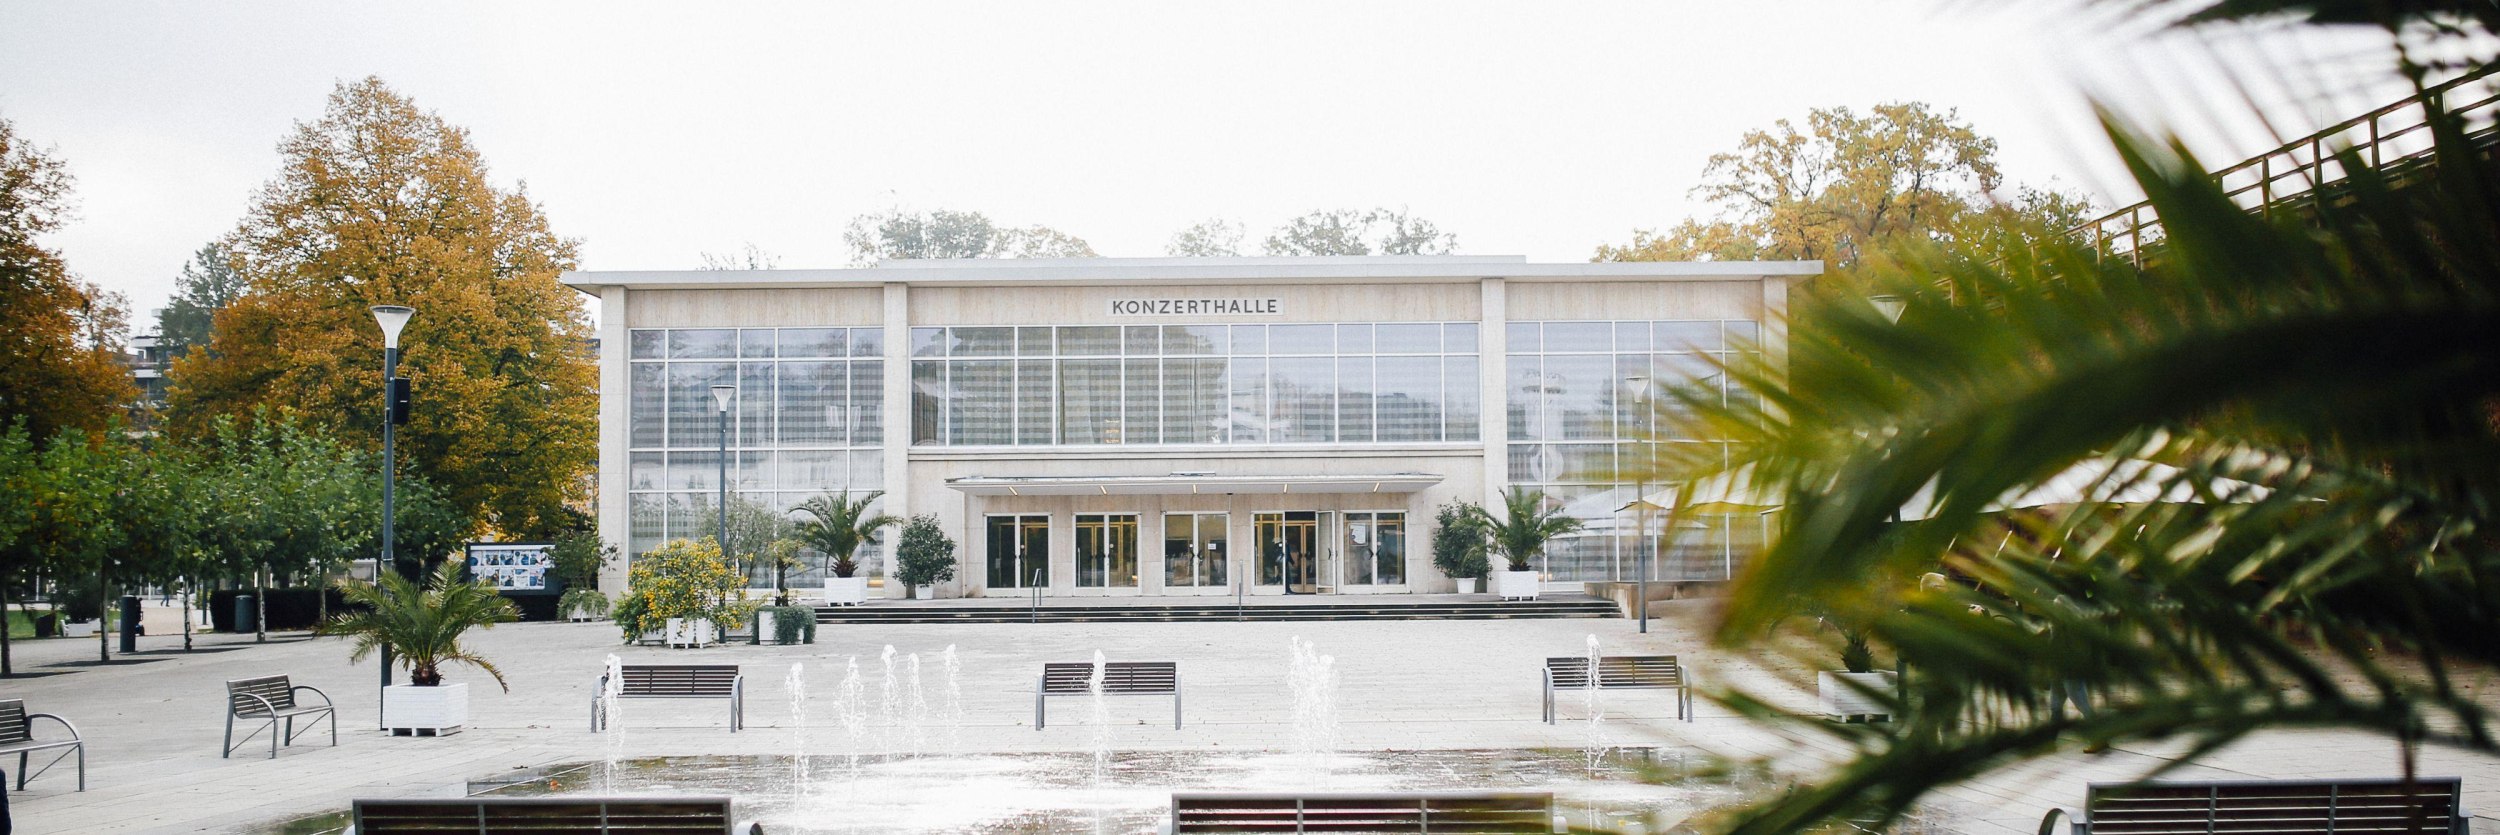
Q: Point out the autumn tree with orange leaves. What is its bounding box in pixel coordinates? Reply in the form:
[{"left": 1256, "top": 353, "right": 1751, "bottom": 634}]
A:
[
  {"left": 167, "top": 77, "right": 596, "bottom": 543},
  {"left": 0, "top": 116, "right": 137, "bottom": 438}
]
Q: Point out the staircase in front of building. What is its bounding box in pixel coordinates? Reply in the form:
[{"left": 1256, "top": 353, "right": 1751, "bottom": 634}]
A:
[{"left": 812, "top": 593, "right": 1621, "bottom": 625}]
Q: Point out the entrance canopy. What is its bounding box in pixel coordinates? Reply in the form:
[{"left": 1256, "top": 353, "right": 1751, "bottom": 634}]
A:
[{"left": 946, "top": 472, "right": 1443, "bottom": 497}]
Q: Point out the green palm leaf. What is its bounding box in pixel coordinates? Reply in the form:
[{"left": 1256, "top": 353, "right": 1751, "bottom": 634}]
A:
[{"left": 322, "top": 561, "right": 518, "bottom": 690}]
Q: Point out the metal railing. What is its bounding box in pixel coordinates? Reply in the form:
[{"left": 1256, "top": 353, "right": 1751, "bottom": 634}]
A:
[{"left": 2074, "top": 66, "right": 2500, "bottom": 266}]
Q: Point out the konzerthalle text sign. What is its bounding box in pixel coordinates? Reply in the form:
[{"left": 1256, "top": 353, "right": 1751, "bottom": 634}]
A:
[{"left": 1107, "top": 298, "right": 1281, "bottom": 317}]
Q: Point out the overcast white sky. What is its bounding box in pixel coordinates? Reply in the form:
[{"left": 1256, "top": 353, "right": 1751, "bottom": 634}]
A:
[{"left": 0, "top": 1, "right": 2421, "bottom": 326}]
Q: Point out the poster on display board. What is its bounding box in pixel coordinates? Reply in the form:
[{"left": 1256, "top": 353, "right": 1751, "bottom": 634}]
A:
[{"left": 463, "top": 542, "right": 558, "bottom": 594}]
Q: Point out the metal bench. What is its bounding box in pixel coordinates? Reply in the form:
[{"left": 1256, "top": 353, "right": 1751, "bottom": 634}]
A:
[
  {"left": 594, "top": 664, "right": 744, "bottom": 732},
  {"left": 0, "top": 699, "right": 82, "bottom": 791},
  {"left": 347, "top": 796, "right": 761, "bottom": 834},
  {"left": 2040, "top": 777, "right": 2470, "bottom": 835},
  {"left": 1542, "top": 655, "right": 1692, "bottom": 723},
  {"left": 224, "top": 674, "right": 336, "bottom": 759},
  {"left": 1168, "top": 791, "right": 1557, "bottom": 834},
  {"left": 1036, "top": 661, "right": 1180, "bottom": 730}
]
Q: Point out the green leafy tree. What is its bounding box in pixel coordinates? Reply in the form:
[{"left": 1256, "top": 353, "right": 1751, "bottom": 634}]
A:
[
  {"left": 1165, "top": 218, "right": 1245, "bottom": 256},
  {"left": 1263, "top": 208, "right": 1457, "bottom": 256},
  {"left": 694, "top": 494, "right": 803, "bottom": 603},
  {"left": 547, "top": 528, "right": 618, "bottom": 618},
  {"left": 192, "top": 414, "right": 368, "bottom": 642},
  {"left": 323, "top": 560, "right": 517, "bottom": 688},
  {"left": 155, "top": 242, "right": 245, "bottom": 355},
  {"left": 843, "top": 209, "right": 1095, "bottom": 262},
  {"left": 0, "top": 116, "right": 137, "bottom": 438},
  {"left": 892, "top": 514, "right": 957, "bottom": 597},
  {"left": 1650, "top": 86, "right": 2500, "bottom": 833},
  {"left": 1463, "top": 488, "right": 1584, "bottom": 573},
  {"left": 1595, "top": 102, "right": 2091, "bottom": 269},
  {"left": 793, "top": 490, "right": 900, "bottom": 579},
  {"left": 165, "top": 77, "right": 596, "bottom": 541}
]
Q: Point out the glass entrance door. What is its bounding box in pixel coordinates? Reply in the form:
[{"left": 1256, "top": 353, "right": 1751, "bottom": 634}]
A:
[
  {"left": 1075, "top": 513, "right": 1139, "bottom": 588},
  {"left": 1343, "top": 511, "right": 1407, "bottom": 586},
  {"left": 1163, "top": 512, "right": 1228, "bottom": 588},
  {"left": 1255, "top": 511, "right": 1321, "bottom": 593},
  {"left": 985, "top": 515, "right": 1049, "bottom": 589}
]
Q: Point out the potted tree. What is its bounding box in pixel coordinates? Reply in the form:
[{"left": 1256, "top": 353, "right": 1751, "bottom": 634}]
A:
[
  {"left": 1816, "top": 621, "right": 1896, "bottom": 721},
  {"left": 1468, "top": 487, "right": 1585, "bottom": 601},
  {"left": 323, "top": 562, "right": 518, "bottom": 736},
  {"left": 1431, "top": 500, "right": 1492, "bottom": 594},
  {"left": 893, "top": 514, "right": 957, "bottom": 600},
  {"left": 611, "top": 538, "right": 749, "bottom": 647},
  {"left": 796, "top": 491, "right": 900, "bottom": 607},
  {"left": 548, "top": 531, "right": 616, "bottom": 622}
]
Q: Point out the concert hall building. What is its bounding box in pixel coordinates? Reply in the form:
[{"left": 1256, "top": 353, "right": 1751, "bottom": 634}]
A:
[{"left": 563, "top": 255, "right": 1818, "bottom": 598}]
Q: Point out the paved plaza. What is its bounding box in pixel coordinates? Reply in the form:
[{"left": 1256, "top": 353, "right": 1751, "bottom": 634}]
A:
[{"left": 1, "top": 599, "right": 2494, "bottom": 833}]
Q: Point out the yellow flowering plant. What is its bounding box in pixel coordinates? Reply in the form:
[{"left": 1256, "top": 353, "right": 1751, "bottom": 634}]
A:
[{"left": 613, "top": 538, "right": 752, "bottom": 642}]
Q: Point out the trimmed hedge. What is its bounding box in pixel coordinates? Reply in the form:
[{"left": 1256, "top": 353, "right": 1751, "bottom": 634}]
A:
[
  {"left": 208, "top": 588, "right": 355, "bottom": 632},
  {"left": 758, "top": 606, "right": 816, "bottom": 645}
]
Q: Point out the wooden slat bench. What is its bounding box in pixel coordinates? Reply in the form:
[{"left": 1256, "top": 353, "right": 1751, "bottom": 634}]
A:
[
  {"left": 594, "top": 664, "right": 744, "bottom": 732},
  {"left": 1036, "top": 661, "right": 1180, "bottom": 730},
  {"left": 347, "top": 796, "right": 760, "bottom": 834},
  {"left": 1542, "top": 655, "right": 1692, "bottom": 723},
  {"left": 2039, "top": 777, "right": 2470, "bottom": 835},
  {"left": 224, "top": 675, "right": 336, "bottom": 759},
  {"left": 1169, "top": 791, "right": 1556, "bottom": 834},
  {"left": 0, "top": 699, "right": 82, "bottom": 791}
]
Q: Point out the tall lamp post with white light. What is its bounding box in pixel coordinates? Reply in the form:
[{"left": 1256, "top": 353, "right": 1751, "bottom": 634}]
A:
[
  {"left": 369, "top": 304, "right": 414, "bottom": 729},
  {"left": 711, "top": 385, "right": 736, "bottom": 572},
  {"left": 1617, "top": 374, "right": 1663, "bottom": 634}
]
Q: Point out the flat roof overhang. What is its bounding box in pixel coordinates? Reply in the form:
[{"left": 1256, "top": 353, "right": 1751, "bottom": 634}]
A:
[
  {"left": 946, "top": 472, "right": 1444, "bottom": 497},
  {"left": 560, "top": 255, "right": 1823, "bottom": 294}
]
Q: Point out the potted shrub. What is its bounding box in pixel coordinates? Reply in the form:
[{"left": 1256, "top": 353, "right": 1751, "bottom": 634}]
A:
[
  {"left": 753, "top": 605, "right": 816, "bottom": 645},
  {"left": 795, "top": 491, "right": 900, "bottom": 606},
  {"left": 548, "top": 531, "right": 617, "bottom": 621},
  {"left": 557, "top": 587, "right": 610, "bottom": 623},
  {"left": 613, "top": 538, "right": 750, "bottom": 647},
  {"left": 1431, "top": 500, "right": 1492, "bottom": 594},
  {"left": 323, "top": 562, "right": 518, "bottom": 736},
  {"left": 1467, "top": 487, "right": 1585, "bottom": 601},
  {"left": 56, "top": 585, "right": 105, "bottom": 638},
  {"left": 893, "top": 514, "right": 957, "bottom": 600},
  {"left": 1816, "top": 622, "right": 1897, "bottom": 721}
]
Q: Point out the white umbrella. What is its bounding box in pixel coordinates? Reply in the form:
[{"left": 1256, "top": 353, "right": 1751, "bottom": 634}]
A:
[{"left": 1896, "top": 456, "right": 2272, "bottom": 521}]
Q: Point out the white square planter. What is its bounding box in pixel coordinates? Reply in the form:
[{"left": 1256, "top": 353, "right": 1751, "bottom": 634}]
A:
[
  {"left": 824, "top": 576, "right": 869, "bottom": 606},
  {"left": 756, "top": 610, "right": 779, "bottom": 644},
  {"left": 383, "top": 683, "right": 468, "bottom": 736},
  {"left": 1452, "top": 577, "right": 1482, "bottom": 595},
  {"left": 913, "top": 584, "right": 935, "bottom": 600},
  {"left": 665, "top": 617, "right": 715, "bottom": 648},
  {"left": 1818, "top": 671, "right": 1898, "bottom": 719},
  {"left": 1494, "top": 570, "right": 1541, "bottom": 601},
  {"left": 61, "top": 620, "right": 98, "bottom": 638}
]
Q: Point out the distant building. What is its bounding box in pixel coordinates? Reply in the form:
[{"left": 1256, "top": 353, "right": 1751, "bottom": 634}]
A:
[{"left": 126, "top": 331, "right": 171, "bottom": 415}]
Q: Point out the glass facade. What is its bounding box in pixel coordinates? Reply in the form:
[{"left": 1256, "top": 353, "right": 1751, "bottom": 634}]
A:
[
  {"left": 1163, "top": 513, "right": 1229, "bottom": 588},
  {"left": 910, "top": 322, "right": 1480, "bottom": 446},
  {"left": 1075, "top": 513, "right": 1141, "bottom": 588},
  {"left": 1505, "top": 319, "right": 1761, "bottom": 582},
  {"left": 1342, "top": 511, "right": 1406, "bottom": 586},
  {"left": 628, "top": 327, "right": 887, "bottom": 584}
]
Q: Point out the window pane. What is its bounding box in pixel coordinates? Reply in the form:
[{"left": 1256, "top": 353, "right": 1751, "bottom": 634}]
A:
[
  {"left": 1335, "top": 323, "right": 1373, "bottom": 354},
  {"left": 1614, "top": 321, "right": 1653, "bottom": 354},
  {"left": 1655, "top": 321, "right": 1721, "bottom": 352},
  {"left": 779, "top": 449, "right": 842, "bottom": 490},
  {"left": 1376, "top": 356, "right": 1441, "bottom": 442},
  {"left": 949, "top": 359, "right": 1012, "bottom": 445},
  {"left": 669, "top": 450, "right": 719, "bottom": 491},
  {"left": 1017, "top": 326, "right": 1054, "bottom": 356},
  {"left": 1226, "top": 356, "right": 1268, "bottom": 444},
  {"left": 666, "top": 362, "right": 735, "bottom": 447},
  {"left": 1058, "top": 359, "right": 1122, "bottom": 444},
  {"left": 1271, "top": 357, "right": 1334, "bottom": 442},
  {"left": 1015, "top": 360, "right": 1054, "bottom": 444},
  {"left": 1508, "top": 354, "right": 1542, "bottom": 441},
  {"left": 780, "top": 328, "right": 844, "bottom": 358},
  {"left": 1057, "top": 326, "right": 1120, "bottom": 356},
  {"left": 1269, "top": 324, "right": 1332, "bottom": 355},
  {"left": 1543, "top": 322, "right": 1611, "bottom": 353},
  {"left": 1505, "top": 322, "right": 1538, "bottom": 353},
  {"left": 735, "top": 451, "right": 770, "bottom": 491},
  {"left": 1725, "top": 320, "right": 1761, "bottom": 345},
  {"left": 1123, "top": 358, "right": 1160, "bottom": 444},
  {"left": 1229, "top": 324, "right": 1267, "bottom": 355},
  {"left": 629, "top": 493, "right": 666, "bottom": 557},
  {"left": 1125, "top": 326, "right": 1160, "bottom": 356},
  {"left": 850, "top": 360, "right": 882, "bottom": 444},
  {"left": 1446, "top": 322, "right": 1478, "bottom": 354},
  {"left": 911, "top": 361, "right": 943, "bottom": 444},
  {"left": 630, "top": 452, "right": 665, "bottom": 491},
  {"left": 850, "top": 450, "right": 882, "bottom": 488},
  {"left": 849, "top": 328, "right": 884, "bottom": 358},
  {"left": 911, "top": 327, "right": 947, "bottom": 358},
  {"left": 630, "top": 330, "right": 665, "bottom": 359},
  {"left": 1336, "top": 355, "right": 1373, "bottom": 443},
  {"left": 670, "top": 329, "right": 735, "bottom": 359},
  {"left": 1544, "top": 354, "right": 1614, "bottom": 440},
  {"left": 1375, "top": 513, "right": 1405, "bottom": 585},
  {"left": 737, "top": 362, "right": 773, "bottom": 446},
  {"left": 630, "top": 363, "right": 666, "bottom": 448},
  {"left": 1162, "top": 357, "right": 1225, "bottom": 444},
  {"left": 780, "top": 361, "right": 847, "bottom": 446},
  {"left": 1163, "top": 325, "right": 1224, "bottom": 355},
  {"left": 1375, "top": 323, "right": 1438, "bottom": 354},
  {"left": 1443, "top": 355, "right": 1480, "bottom": 441},
  {"left": 740, "top": 329, "right": 778, "bottom": 359},
  {"left": 950, "top": 327, "right": 1013, "bottom": 357}
]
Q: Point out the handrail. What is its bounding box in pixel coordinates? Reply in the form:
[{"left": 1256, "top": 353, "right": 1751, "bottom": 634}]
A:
[
  {"left": 1029, "top": 569, "right": 1042, "bottom": 624},
  {"left": 2072, "top": 65, "right": 2500, "bottom": 265}
]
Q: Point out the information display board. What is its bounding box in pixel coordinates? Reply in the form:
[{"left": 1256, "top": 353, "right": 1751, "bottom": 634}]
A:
[{"left": 464, "top": 543, "right": 556, "bottom": 593}]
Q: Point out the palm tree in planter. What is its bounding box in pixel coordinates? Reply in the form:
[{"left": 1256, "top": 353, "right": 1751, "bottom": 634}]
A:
[
  {"left": 1466, "top": 487, "right": 1584, "bottom": 601},
  {"left": 795, "top": 490, "right": 901, "bottom": 606},
  {"left": 323, "top": 561, "right": 518, "bottom": 735}
]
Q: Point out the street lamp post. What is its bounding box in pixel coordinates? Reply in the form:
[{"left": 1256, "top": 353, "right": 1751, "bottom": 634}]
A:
[
  {"left": 1618, "top": 374, "right": 1664, "bottom": 635},
  {"left": 711, "top": 385, "right": 736, "bottom": 570},
  {"left": 370, "top": 304, "right": 413, "bottom": 730}
]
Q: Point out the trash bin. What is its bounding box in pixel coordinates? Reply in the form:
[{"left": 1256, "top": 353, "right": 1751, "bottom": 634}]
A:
[
  {"left": 119, "top": 595, "right": 141, "bottom": 651},
  {"left": 32, "top": 613, "right": 55, "bottom": 639},
  {"left": 233, "top": 595, "right": 257, "bottom": 633}
]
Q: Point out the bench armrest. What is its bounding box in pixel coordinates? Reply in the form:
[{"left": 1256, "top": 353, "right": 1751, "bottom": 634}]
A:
[
  {"left": 292, "top": 685, "right": 335, "bottom": 708},
  {"left": 2037, "top": 806, "right": 2079, "bottom": 835},
  {"left": 26, "top": 712, "right": 79, "bottom": 742},
  {"left": 735, "top": 819, "right": 766, "bottom": 834}
]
